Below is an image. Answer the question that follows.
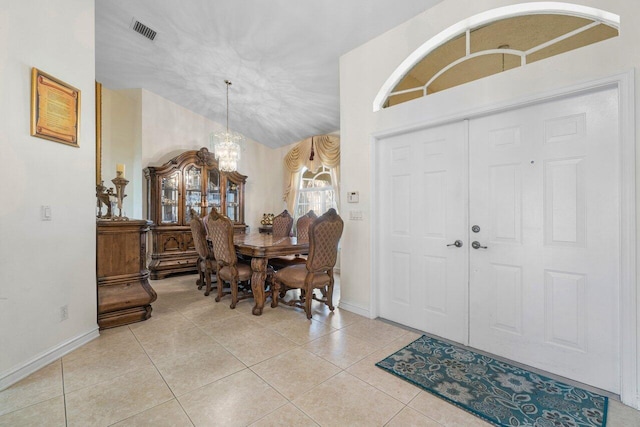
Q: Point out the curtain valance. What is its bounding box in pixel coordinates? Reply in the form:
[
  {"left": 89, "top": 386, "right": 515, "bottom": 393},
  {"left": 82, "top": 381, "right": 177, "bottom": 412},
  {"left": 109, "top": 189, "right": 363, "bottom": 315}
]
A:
[
  {"left": 283, "top": 135, "right": 340, "bottom": 173},
  {"left": 283, "top": 135, "right": 340, "bottom": 212}
]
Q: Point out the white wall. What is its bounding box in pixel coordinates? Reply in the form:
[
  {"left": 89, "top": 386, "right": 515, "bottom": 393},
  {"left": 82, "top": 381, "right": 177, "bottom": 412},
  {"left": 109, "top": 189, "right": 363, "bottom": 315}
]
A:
[
  {"left": 340, "top": 0, "right": 640, "bottom": 405},
  {"left": 0, "top": 0, "right": 98, "bottom": 387},
  {"left": 102, "top": 88, "right": 284, "bottom": 232}
]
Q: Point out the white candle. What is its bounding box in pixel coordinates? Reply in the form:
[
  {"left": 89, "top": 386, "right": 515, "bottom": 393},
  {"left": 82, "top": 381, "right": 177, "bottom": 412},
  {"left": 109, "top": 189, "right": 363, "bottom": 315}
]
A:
[{"left": 116, "top": 163, "right": 125, "bottom": 178}]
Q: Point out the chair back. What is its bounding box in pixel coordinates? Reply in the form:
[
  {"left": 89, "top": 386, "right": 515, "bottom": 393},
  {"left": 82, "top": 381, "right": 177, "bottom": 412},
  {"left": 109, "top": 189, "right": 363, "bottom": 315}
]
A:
[
  {"left": 307, "top": 209, "right": 343, "bottom": 272},
  {"left": 272, "top": 209, "right": 293, "bottom": 238},
  {"left": 296, "top": 210, "right": 318, "bottom": 241},
  {"left": 206, "top": 208, "right": 237, "bottom": 266},
  {"left": 189, "top": 209, "right": 213, "bottom": 260}
]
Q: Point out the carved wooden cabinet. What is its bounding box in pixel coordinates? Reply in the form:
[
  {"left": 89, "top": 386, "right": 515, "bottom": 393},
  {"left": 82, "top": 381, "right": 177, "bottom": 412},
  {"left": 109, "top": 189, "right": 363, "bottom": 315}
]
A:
[
  {"left": 144, "top": 147, "right": 247, "bottom": 279},
  {"left": 97, "top": 219, "right": 156, "bottom": 329}
]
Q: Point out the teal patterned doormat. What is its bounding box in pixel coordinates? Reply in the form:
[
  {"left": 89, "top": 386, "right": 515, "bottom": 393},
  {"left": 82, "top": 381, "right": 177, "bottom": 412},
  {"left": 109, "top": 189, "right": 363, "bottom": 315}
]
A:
[{"left": 376, "top": 335, "right": 607, "bottom": 427}]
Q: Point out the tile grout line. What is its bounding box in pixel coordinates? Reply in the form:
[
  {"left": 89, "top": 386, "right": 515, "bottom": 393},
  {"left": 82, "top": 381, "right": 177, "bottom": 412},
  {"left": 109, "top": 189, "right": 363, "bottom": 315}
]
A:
[
  {"left": 122, "top": 324, "right": 193, "bottom": 426},
  {"left": 404, "top": 391, "right": 454, "bottom": 426},
  {"left": 128, "top": 324, "right": 178, "bottom": 402},
  {"left": 130, "top": 310, "right": 267, "bottom": 422},
  {"left": 61, "top": 358, "right": 68, "bottom": 427},
  {"left": 244, "top": 379, "right": 291, "bottom": 426},
  {"left": 190, "top": 314, "right": 301, "bottom": 369},
  {"left": 287, "top": 369, "right": 345, "bottom": 426}
]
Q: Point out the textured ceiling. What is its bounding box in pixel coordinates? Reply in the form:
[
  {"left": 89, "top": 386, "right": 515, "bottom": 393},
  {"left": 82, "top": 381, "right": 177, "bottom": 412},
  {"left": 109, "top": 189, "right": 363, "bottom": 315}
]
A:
[{"left": 95, "top": 0, "right": 443, "bottom": 148}]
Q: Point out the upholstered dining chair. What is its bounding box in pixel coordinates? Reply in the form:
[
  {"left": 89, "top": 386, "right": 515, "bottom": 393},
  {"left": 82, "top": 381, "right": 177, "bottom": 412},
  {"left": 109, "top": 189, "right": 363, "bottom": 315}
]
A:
[
  {"left": 189, "top": 209, "right": 217, "bottom": 296},
  {"left": 296, "top": 210, "right": 318, "bottom": 241},
  {"left": 272, "top": 208, "right": 343, "bottom": 319},
  {"left": 272, "top": 209, "right": 294, "bottom": 238},
  {"left": 206, "top": 208, "right": 252, "bottom": 308},
  {"left": 270, "top": 210, "right": 318, "bottom": 271}
]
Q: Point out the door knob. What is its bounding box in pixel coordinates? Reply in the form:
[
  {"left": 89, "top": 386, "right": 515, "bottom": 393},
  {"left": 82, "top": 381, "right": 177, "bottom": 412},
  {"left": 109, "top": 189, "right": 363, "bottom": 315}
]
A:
[
  {"left": 472, "top": 241, "right": 488, "bottom": 249},
  {"left": 447, "top": 240, "right": 463, "bottom": 248}
]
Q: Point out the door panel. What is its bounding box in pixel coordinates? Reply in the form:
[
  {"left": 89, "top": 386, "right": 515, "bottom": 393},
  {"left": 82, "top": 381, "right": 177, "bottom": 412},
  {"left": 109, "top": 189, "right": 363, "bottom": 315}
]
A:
[
  {"left": 469, "top": 87, "right": 620, "bottom": 393},
  {"left": 378, "top": 122, "right": 468, "bottom": 344}
]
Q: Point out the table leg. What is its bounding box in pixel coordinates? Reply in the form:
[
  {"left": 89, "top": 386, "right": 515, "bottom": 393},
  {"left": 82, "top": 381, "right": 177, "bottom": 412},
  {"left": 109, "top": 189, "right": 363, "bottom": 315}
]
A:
[{"left": 251, "top": 257, "right": 267, "bottom": 315}]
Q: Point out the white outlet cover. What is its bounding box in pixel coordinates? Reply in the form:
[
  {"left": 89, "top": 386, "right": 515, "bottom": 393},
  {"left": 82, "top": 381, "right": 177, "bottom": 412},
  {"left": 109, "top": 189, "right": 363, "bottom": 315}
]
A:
[{"left": 41, "top": 205, "right": 52, "bottom": 221}]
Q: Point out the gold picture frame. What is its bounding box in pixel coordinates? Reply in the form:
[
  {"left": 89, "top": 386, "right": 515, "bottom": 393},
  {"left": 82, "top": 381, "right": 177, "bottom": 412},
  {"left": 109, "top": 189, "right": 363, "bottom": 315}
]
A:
[{"left": 30, "top": 67, "right": 81, "bottom": 147}]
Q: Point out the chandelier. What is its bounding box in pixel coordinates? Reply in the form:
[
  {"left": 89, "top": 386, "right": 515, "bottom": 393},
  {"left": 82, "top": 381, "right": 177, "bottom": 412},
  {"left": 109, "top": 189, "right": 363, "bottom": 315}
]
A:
[{"left": 211, "top": 80, "right": 243, "bottom": 172}]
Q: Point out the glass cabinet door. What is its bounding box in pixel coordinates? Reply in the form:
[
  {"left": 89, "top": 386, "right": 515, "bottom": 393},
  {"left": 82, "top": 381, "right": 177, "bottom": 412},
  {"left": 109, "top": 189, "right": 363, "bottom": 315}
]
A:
[
  {"left": 206, "top": 169, "right": 221, "bottom": 215},
  {"left": 184, "top": 165, "right": 202, "bottom": 223},
  {"left": 160, "top": 172, "right": 179, "bottom": 224},
  {"left": 226, "top": 182, "right": 239, "bottom": 221}
]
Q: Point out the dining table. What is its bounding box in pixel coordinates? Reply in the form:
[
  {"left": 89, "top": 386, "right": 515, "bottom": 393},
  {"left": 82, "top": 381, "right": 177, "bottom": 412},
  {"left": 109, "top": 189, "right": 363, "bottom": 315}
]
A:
[{"left": 233, "top": 233, "right": 309, "bottom": 315}]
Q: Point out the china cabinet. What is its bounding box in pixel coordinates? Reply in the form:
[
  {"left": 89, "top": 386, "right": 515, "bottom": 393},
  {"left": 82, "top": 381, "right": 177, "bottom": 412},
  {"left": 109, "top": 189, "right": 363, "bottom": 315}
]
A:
[{"left": 144, "top": 147, "right": 247, "bottom": 279}]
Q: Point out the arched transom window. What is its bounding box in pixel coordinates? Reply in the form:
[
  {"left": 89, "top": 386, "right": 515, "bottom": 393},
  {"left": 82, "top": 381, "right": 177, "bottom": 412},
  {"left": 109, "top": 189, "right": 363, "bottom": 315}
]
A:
[{"left": 375, "top": 3, "right": 619, "bottom": 111}]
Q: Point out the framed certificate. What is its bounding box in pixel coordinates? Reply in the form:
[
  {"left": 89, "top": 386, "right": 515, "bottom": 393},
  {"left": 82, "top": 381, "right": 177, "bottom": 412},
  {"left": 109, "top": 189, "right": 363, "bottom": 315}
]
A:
[{"left": 30, "top": 68, "right": 81, "bottom": 147}]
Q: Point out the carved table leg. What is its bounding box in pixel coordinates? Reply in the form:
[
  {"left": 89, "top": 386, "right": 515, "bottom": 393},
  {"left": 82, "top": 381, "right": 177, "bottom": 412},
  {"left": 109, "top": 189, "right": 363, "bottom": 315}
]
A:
[{"left": 251, "top": 257, "right": 268, "bottom": 315}]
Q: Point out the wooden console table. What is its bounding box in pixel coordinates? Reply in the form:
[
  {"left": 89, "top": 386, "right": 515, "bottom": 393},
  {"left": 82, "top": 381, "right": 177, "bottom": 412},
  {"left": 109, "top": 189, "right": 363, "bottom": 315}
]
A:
[{"left": 97, "top": 219, "right": 157, "bottom": 329}]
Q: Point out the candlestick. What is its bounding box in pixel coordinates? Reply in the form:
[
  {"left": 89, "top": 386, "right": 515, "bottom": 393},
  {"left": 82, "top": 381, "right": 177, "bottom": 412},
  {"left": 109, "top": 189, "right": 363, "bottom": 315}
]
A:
[
  {"left": 116, "top": 163, "right": 125, "bottom": 178},
  {"left": 96, "top": 181, "right": 115, "bottom": 219},
  {"left": 111, "top": 175, "right": 129, "bottom": 221}
]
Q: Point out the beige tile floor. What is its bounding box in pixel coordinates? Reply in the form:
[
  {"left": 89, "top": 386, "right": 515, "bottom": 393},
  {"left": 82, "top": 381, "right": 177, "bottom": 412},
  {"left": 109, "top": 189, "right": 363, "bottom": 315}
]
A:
[{"left": 2, "top": 273, "right": 640, "bottom": 426}]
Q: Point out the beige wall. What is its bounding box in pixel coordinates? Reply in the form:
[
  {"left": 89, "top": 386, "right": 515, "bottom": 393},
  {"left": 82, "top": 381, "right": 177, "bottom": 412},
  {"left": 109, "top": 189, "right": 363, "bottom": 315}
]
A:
[
  {"left": 0, "top": 0, "right": 98, "bottom": 387},
  {"left": 101, "top": 88, "right": 142, "bottom": 218}
]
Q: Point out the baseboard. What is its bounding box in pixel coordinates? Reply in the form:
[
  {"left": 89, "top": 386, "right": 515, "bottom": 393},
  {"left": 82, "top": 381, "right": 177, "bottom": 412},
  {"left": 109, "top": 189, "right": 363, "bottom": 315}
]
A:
[
  {"left": 0, "top": 327, "right": 100, "bottom": 391},
  {"left": 621, "top": 393, "right": 640, "bottom": 410},
  {"left": 338, "top": 299, "right": 372, "bottom": 318}
]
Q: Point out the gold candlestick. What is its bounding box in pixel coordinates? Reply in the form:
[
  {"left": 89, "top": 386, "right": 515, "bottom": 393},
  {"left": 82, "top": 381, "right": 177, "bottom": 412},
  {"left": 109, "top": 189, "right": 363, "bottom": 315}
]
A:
[
  {"left": 111, "top": 171, "right": 129, "bottom": 221},
  {"left": 96, "top": 181, "right": 115, "bottom": 219}
]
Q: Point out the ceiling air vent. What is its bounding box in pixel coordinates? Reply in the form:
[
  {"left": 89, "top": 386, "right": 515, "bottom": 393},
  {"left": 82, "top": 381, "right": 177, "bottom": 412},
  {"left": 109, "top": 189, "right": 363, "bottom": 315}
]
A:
[{"left": 130, "top": 18, "right": 157, "bottom": 41}]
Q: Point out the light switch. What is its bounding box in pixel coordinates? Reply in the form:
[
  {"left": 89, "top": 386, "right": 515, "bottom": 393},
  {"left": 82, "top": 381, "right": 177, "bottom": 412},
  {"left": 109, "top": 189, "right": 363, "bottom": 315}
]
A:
[
  {"left": 347, "top": 191, "right": 359, "bottom": 203},
  {"left": 41, "top": 205, "right": 52, "bottom": 221}
]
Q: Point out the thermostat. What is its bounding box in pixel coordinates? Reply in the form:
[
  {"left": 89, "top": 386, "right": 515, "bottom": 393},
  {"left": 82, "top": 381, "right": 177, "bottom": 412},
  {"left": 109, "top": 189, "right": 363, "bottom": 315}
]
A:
[{"left": 347, "top": 191, "right": 359, "bottom": 203}]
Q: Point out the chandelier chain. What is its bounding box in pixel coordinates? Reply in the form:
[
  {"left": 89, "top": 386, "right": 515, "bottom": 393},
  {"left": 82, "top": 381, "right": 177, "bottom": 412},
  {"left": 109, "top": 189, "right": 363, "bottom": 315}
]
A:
[{"left": 225, "top": 80, "right": 231, "bottom": 133}]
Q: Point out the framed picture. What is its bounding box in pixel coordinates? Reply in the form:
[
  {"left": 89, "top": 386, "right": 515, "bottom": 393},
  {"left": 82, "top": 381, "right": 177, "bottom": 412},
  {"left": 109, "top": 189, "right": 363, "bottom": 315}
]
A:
[{"left": 30, "top": 67, "right": 81, "bottom": 147}]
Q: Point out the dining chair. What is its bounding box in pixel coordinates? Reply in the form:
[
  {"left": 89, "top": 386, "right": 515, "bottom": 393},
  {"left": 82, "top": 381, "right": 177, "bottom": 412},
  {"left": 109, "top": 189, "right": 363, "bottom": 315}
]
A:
[
  {"left": 270, "top": 210, "right": 317, "bottom": 271},
  {"left": 189, "top": 209, "right": 218, "bottom": 296},
  {"left": 296, "top": 210, "right": 318, "bottom": 241},
  {"left": 206, "top": 208, "right": 252, "bottom": 308},
  {"left": 272, "top": 209, "right": 293, "bottom": 238},
  {"left": 271, "top": 208, "right": 343, "bottom": 318}
]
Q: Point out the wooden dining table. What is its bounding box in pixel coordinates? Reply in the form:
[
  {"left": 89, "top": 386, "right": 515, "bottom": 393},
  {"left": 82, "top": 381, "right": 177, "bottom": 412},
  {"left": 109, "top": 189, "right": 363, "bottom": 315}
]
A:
[{"left": 233, "top": 233, "right": 309, "bottom": 315}]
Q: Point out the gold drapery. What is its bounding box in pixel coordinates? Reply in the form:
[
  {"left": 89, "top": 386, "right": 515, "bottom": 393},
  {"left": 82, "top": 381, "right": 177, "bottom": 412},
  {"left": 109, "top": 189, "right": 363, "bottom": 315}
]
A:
[{"left": 283, "top": 134, "right": 340, "bottom": 214}]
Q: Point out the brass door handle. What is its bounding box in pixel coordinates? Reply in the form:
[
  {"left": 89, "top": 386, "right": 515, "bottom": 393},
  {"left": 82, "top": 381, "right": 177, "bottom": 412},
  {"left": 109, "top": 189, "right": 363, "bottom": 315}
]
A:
[{"left": 472, "top": 241, "right": 488, "bottom": 249}]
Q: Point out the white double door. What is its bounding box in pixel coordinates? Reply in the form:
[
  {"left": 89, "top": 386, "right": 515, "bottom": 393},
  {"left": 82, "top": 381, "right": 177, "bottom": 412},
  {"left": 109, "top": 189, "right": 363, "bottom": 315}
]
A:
[{"left": 377, "top": 86, "right": 620, "bottom": 393}]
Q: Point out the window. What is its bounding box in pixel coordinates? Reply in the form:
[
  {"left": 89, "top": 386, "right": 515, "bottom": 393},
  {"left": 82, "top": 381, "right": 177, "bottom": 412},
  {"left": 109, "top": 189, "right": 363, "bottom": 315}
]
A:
[
  {"left": 295, "top": 166, "right": 337, "bottom": 218},
  {"left": 374, "top": 4, "right": 620, "bottom": 110}
]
